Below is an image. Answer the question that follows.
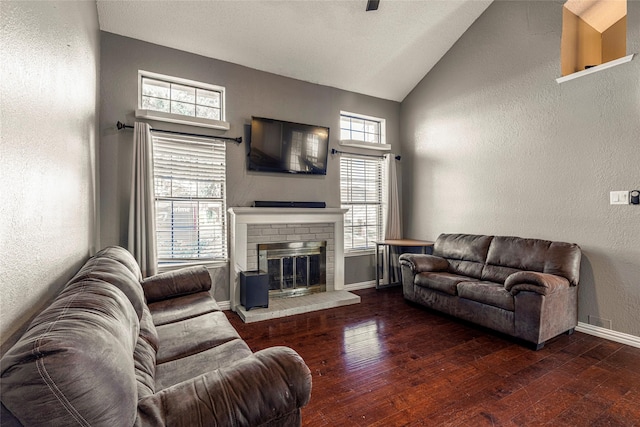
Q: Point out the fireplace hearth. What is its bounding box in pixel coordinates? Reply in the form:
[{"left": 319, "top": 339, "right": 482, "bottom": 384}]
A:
[{"left": 258, "top": 241, "right": 326, "bottom": 299}]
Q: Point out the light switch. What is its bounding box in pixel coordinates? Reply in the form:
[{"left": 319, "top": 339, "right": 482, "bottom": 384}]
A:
[{"left": 610, "top": 191, "right": 629, "bottom": 205}]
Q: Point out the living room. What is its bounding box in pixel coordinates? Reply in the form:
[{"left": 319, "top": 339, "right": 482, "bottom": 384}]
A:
[{"left": 2, "top": 0, "right": 639, "bottom": 425}]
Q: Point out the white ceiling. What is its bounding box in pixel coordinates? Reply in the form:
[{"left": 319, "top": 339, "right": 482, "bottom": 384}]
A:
[{"left": 97, "top": 0, "right": 492, "bottom": 102}]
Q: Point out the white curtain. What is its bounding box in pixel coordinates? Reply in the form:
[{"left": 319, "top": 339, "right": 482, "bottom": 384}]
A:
[
  {"left": 128, "top": 122, "right": 158, "bottom": 277},
  {"left": 384, "top": 154, "right": 402, "bottom": 240},
  {"left": 383, "top": 154, "right": 402, "bottom": 283}
]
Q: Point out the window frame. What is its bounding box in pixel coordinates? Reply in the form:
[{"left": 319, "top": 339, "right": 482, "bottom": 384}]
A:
[
  {"left": 151, "top": 133, "right": 228, "bottom": 266},
  {"left": 137, "top": 70, "right": 230, "bottom": 130}
]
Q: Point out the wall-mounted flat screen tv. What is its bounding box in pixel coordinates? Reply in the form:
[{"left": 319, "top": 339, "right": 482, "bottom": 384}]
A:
[{"left": 249, "top": 116, "right": 329, "bottom": 175}]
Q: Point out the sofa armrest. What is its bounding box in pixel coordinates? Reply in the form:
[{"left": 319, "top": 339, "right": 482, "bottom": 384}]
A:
[
  {"left": 504, "top": 271, "right": 570, "bottom": 296},
  {"left": 142, "top": 266, "right": 212, "bottom": 303},
  {"left": 136, "top": 346, "right": 312, "bottom": 426},
  {"left": 399, "top": 254, "right": 449, "bottom": 273}
]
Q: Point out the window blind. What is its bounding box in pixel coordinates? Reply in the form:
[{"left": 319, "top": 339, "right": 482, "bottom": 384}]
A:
[
  {"left": 340, "top": 156, "right": 384, "bottom": 251},
  {"left": 152, "top": 134, "right": 227, "bottom": 262}
]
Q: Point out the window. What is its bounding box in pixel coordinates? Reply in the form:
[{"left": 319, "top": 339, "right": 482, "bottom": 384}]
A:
[
  {"left": 339, "top": 111, "right": 390, "bottom": 151},
  {"left": 340, "top": 156, "right": 384, "bottom": 252},
  {"left": 340, "top": 113, "right": 382, "bottom": 144},
  {"left": 137, "top": 71, "right": 229, "bottom": 130},
  {"left": 152, "top": 134, "right": 227, "bottom": 263}
]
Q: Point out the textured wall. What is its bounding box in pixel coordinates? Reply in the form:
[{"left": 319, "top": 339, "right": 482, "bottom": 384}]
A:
[
  {"left": 0, "top": 1, "right": 100, "bottom": 349},
  {"left": 99, "top": 32, "right": 400, "bottom": 298},
  {"left": 401, "top": 1, "right": 640, "bottom": 337}
]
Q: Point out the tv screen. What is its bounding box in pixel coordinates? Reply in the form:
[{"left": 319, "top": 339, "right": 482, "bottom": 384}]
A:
[{"left": 249, "top": 117, "right": 329, "bottom": 175}]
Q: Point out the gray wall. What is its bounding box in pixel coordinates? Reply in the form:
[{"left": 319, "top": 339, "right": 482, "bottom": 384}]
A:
[
  {"left": 401, "top": 1, "right": 640, "bottom": 337},
  {"left": 0, "top": 1, "right": 100, "bottom": 350},
  {"left": 99, "top": 32, "right": 400, "bottom": 298}
]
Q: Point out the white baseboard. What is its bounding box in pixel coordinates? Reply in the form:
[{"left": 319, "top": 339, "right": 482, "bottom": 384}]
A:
[
  {"left": 344, "top": 280, "right": 376, "bottom": 291},
  {"left": 218, "top": 300, "right": 231, "bottom": 311},
  {"left": 576, "top": 322, "right": 640, "bottom": 349}
]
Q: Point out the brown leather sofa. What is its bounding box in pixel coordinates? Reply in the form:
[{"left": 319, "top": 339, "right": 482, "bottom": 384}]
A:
[
  {"left": 399, "top": 234, "right": 581, "bottom": 349},
  {"left": 1, "top": 246, "right": 311, "bottom": 426}
]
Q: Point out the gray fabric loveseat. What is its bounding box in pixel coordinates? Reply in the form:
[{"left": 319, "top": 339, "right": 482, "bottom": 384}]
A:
[
  {"left": 1, "top": 246, "right": 311, "bottom": 426},
  {"left": 399, "top": 234, "right": 581, "bottom": 349}
]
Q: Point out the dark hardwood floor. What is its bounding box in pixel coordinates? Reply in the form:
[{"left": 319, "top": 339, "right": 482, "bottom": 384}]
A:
[{"left": 226, "top": 287, "right": 640, "bottom": 426}]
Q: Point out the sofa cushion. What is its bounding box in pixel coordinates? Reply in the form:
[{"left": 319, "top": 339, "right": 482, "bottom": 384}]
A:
[
  {"left": 457, "top": 281, "right": 515, "bottom": 311},
  {"left": 448, "top": 259, "right": 484, "bottom": 279},
  {"left": 148, "top": 291, "right": 221, "bottom": 326},
  {"left": 0, "top": 279, "right": 140, "bottom": 426},
  {"left": 98, "top": 246, "right": 143, "bottom": 280},
  {"left": 135, "top": 335, "right": 157, "bottom": 398},
  {"left": 155, "top": 339, "right": 253, "bottom": 391},
  {"left": 142, "top": 266, "right": 212, "bottom": 303},
  {"left": 155, "top": 311, "right": 242, "bottom": 364},
  {"left": 135, "top": 306, "right": 158, "bottom": 398},
  {"left": 480, "top": 264, "right": 521, "bottom": 284},
  {"left": 139, "top": 305, "right": 159, "bottom": 351},
  {"left": 434, "top": 234, "right": 493, "bottom": 263},
  {"left": 68, "top": 249, "right": 146, "bottom": 320},
  {"left": 415, "top": 272, "right": 477, "bottom": 295},
  {"left": 486, "top": 236, "right": 550, "bottom": 273}
]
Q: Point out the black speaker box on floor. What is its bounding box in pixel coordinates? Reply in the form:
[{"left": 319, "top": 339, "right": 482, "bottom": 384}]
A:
[{"left": 240, "top": 270, "right": 269, "bottom": 311}]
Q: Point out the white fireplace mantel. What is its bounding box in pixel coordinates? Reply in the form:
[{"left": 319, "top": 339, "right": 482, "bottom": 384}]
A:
[{"left": 228, "top": 207, "right": 348, "bottom": 312}]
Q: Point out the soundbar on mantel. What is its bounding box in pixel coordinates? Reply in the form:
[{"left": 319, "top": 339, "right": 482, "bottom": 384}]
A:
[{"left": 253, "top": 201, "right": 326, "bottom": 209}]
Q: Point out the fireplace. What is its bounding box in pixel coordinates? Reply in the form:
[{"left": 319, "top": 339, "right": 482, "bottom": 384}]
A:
[
  {"left": 259, "top": 241, "right": 326, "bottom": 298},
  {"left": 228, "top": 207, "right": 348, "bottom": 313}
]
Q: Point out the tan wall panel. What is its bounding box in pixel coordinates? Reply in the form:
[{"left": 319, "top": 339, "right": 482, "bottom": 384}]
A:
[
  {"left": 561, "top": 7, "right": 580, "bottom": 76},
  {"left": 578, "top": 17, "right": 602, "bottom": 70},
  {"left": 602, "top": 16, "right": 627, "bottom": 63}
]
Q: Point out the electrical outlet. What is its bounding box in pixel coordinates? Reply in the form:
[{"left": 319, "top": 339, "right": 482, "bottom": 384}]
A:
[{"left": 610, "top": 191, "right": 629, "bottom": 205}]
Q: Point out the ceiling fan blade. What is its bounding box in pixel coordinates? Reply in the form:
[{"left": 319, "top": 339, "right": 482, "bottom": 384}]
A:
[{"left": 366, "top": 0, "right": 380, "bottom": 12}]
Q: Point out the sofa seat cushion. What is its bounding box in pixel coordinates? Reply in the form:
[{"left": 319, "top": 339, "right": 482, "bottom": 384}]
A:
[
  {"left": 148, "top": 291, "right": 220, "bottom": 326},
  {"left": 415, "top": 272, "right": 478, "bottom": 295},
  {"left": 155, "top": 339, "right": 253, "bottom": 391},
  {"left": 457, "top": 281, "right": 515, "bottom": 311},
  {"left": 155, "top": 311, "right": 242, "bottom": 364}
]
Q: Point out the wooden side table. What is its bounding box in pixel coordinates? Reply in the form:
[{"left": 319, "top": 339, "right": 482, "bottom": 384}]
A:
[{"left": 375, "top": 239, "right": 435, "bottom": 289}]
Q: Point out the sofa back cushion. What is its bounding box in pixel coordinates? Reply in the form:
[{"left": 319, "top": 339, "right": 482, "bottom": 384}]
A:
[
  {"left": 0, "top": 279, "right": 140, "bottom": 426},
  {"left": 434, "top": 234, "right": 493, "bottom": 279},
  {"left": 68, "top": 246, "right": 146, "bottom": 319},
  {"left": 485, "top": 236, "right": 581, "bottom": 285}
]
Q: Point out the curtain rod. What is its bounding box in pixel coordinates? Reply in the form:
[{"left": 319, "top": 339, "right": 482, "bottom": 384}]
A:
[
  {"left": 331, "top": 148, "right": 400, "bottom": 161},
  {"left": 116, "top": 121, "right": 242, "bottom": 144}
]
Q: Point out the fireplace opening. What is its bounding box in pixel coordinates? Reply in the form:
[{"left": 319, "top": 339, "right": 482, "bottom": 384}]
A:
[{"left": 258, "top": 241, "right": 326, "bottom": 298}]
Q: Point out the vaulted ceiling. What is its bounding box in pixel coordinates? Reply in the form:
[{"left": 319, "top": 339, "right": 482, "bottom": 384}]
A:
[{"left": 97, "top": 0, "right": 492, "bottom": 102}]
